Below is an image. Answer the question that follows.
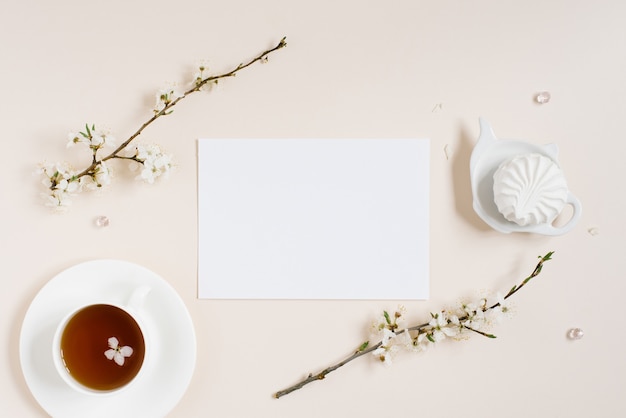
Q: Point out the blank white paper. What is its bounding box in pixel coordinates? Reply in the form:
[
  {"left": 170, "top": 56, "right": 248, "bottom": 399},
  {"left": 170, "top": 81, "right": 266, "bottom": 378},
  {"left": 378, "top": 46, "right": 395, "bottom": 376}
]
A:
[{"left": 197, "top": 138, "right": 429, "bottom": 299}]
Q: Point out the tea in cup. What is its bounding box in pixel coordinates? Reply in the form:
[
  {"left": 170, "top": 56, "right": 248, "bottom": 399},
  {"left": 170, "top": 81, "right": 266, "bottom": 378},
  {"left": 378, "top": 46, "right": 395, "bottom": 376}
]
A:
[{"left": 52, "top": 294, "right": 149, "bottom": 394}]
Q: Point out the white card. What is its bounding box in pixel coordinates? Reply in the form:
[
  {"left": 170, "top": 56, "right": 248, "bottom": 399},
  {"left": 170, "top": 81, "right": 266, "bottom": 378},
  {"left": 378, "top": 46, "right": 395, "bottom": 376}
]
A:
[{"left": 197, "top": 138, "right": 429, "bottom": 299}]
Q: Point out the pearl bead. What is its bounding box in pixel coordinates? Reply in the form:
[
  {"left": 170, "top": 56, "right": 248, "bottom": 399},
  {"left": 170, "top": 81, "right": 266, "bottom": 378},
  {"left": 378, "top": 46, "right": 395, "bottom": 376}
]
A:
[
  {"left": 567, "top": 328, "right": 584, "bottom": 340},
  {"left": 535, "top": 91, "right": 551, "bottom": 104},
  {"left": 95, "top": 216, "right": 110, "bottom": 227}
]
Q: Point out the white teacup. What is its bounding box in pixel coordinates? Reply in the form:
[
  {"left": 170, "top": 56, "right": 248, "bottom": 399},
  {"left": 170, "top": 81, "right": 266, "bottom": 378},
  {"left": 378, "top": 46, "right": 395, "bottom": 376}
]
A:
[{"left": 52, "top": 286, "right": 151, "bottom": 395}]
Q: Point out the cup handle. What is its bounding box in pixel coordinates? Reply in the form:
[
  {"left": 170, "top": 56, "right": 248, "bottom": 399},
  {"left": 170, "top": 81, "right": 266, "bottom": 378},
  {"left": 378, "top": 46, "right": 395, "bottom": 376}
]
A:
[
  {"left": 126, "top": 285, "right": 151, "bottom": 312},
  {"left": 534, "top": 193, "right": 582, "bottom": 236}
]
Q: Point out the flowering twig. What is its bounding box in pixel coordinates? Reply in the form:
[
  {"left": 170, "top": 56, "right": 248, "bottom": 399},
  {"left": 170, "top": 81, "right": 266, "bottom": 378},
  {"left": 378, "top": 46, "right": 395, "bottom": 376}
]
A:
[
  {"left": 37, "top": 37, "right": 287, "bottom": 209},
  {"left": 274, "top": 252, "right": 554, "bottom": 399}
]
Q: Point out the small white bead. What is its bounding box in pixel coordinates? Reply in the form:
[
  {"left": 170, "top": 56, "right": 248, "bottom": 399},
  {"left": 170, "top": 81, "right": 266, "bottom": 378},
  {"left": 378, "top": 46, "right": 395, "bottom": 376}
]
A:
[
  {"left": 535, "top": 91, "right": 551, "bottom": 104},
  {"left": 567, "top": 328, "right": 584, "bottom": 340},
  {"left": 95, "top": 216, "right": 110, "bottom": 227}
]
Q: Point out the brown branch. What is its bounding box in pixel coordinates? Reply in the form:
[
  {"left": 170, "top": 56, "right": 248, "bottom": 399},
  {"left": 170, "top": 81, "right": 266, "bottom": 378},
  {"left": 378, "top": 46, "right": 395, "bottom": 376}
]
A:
[
  {"left": 56, "top": 37, "right": 288, "bottom": 186},
  {"left": 274, "top": 342, "right": 381, "bottom": 399},
  {"left": 273, "top": 252, "right": 553, "bottom": 398}
]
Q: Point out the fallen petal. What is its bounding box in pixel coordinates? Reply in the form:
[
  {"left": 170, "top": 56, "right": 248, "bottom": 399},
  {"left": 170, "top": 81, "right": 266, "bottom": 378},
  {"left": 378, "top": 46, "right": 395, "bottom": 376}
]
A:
[
  {"left": 114, "top": 352, "right": 125, "bottom": 366},
  {"left": 107, "top": 337, "right": 119, "bottom": 349},
  {"left": 104, "top": 349, "right": 116, "bottom": 360},
  {"left": 119, "top": 346, "right": 133, "bottom": 357}
]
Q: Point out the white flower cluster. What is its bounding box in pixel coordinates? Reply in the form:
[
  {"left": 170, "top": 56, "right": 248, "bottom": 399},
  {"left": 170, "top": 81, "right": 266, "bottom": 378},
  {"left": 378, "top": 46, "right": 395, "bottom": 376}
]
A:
[
  {"left": 35, "top": 36, "right": 285, "bottom": 211},
  {"left": 37, "top": 162, "right": 81, "bottom": 209},
  {"left": 371, "top": 294, "right": 511, "bottom": 366},
  {"left": 131, "top": 144, "right": 173, "bottom": 184},
  {"left": 38, "top": 123, "right": 173, "bottom": 209},
  {"left": 38, "top": 163, "right": 113, "bottom": 207},
  {"left": 37, "top": 163, "right": 115, "bottom": 210},
  {"left": 67, "top": 125, "right": 116, "bottom": 151}
]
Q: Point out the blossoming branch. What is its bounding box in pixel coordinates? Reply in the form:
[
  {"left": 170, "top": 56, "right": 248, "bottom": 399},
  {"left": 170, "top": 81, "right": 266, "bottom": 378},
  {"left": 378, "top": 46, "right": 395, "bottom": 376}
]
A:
[
  {"left": 274, "top": 252, "right": 554, "bottom": 398},
  {"left": 37, "top": 37, "right": 287, "bottom": 209}
]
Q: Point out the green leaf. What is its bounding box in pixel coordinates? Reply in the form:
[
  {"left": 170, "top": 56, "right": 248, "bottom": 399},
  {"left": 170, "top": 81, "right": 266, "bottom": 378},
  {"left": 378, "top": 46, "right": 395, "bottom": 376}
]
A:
[
  {"left": 542, "top": 251, "right": 554, "bottom": 261},
  {"left": 383, "top": 311, "right": 391, "bottom": 325},
  {"left": 357, "top": 341, "right": 369, "bottom": 352},
  {"left": 426, "top": 333, "right": 435, "bottom": 343}
]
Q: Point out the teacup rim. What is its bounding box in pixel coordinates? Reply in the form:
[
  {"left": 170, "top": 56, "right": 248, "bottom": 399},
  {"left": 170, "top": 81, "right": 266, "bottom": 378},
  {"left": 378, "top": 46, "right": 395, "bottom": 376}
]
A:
[{"left": 52, "top": 301, "right": 149, "bottom": 396}]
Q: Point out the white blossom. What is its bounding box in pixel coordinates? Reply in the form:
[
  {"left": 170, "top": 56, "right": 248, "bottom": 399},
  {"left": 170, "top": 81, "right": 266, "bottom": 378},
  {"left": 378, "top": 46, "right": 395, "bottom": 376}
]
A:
[
  {"left": 66, "top": 131, "right": 89, "bottom": 148},
  {"left": 397, "top": 330, "right": 431, "bottom": 353},
  {"left": 90, "top": 129, "right": 116, "bottom": 148},
  {"left": 154, "top": 84, "right": 185, "bottom": 113},
  {"left": 94, "top": 161, "right": 112, "bottom": 186},
  {"left": 413, "top": 332, "right": 431, "bottom": 352},
  {"left": 486, "top": 293, "right": 512, "bottom": 323},
  {"left": 461, "top": 300, "right": 486, "bottom": 330},
  {"left": 395, "top": 329, "right": 413, "bottom": 349},
  {"left": 428, "top": 311, "right": 459, "bottom": 342},
  {"left": 133, "top": 144, "right": 173, "bottom": 184},
  {"left": 394, "top": 305, "right": 407, "bottom": 329},
  {"left": 447, "top": 314, "right": 464, "bottom": 336},
  {"left": 37, "top": 162, "right": 81, "bottom": 209},
  {"left": 372, "top": 328, "right": 398, "bottom": 366},
  {"left": 82, "top": 161, "right": 112, "bottom": 190},
  {"left": 66, "top": 126, "right": 115, "bottom": 150},
  {"left": 104, "top": 336, "right": 133, "bottom": 366},
  {"left": 371, "top": 305, "right": 406, "bottom": 335},
  {"left": 41, "top": 189, "right": 72, "bottom": 209}
]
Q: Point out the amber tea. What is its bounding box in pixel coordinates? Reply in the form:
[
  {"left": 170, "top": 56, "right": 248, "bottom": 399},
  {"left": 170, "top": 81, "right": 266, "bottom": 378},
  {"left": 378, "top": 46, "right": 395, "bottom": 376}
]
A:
[{"left": 59, "top": 304, "right": 145, "bottom": 391}]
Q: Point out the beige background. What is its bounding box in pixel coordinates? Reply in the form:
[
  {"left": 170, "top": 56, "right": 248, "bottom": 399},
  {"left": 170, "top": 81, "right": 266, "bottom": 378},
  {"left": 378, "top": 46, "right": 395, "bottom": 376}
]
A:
[{"left": 2, "top": 0, "right": 624, "bottom": 416}]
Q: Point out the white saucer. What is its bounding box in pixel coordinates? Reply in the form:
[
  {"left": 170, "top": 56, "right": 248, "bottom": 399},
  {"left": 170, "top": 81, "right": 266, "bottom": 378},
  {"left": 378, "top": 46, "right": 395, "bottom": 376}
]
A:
[{"left": 19, "top": 260, "right": 196, "bottom": 418}]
